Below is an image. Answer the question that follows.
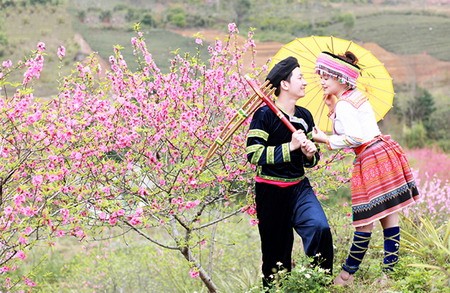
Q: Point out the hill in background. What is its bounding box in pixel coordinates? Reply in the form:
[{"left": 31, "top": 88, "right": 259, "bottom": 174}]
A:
[{"left": 2, "top": 1, "right": 449, "bottom": 95}]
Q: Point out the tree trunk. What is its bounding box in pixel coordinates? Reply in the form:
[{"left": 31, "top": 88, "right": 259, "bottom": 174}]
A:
[{"left": 181, "top": 247, "right": 218, "bottom": 293}]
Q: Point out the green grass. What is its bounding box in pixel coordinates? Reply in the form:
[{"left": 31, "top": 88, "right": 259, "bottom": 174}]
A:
[
  {"left": 348, "top": 13, "right": 450, "bottom": 61},
  {"left": 75, "top": 24, "right": 211, "bottom": 73},
  {"left": 9, "top": 205, "right": 449, "bottom": 293},
  {"left": 2, "top": 4, "right": 78, "bottom": 96},
  {"left": 14, "top": 216, "right": 263, "bottom": 293}
]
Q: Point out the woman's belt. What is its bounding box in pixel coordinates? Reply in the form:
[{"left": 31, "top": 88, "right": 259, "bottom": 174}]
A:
[{"left": 354, "top": 135, "right": 390, "bottom": 156}]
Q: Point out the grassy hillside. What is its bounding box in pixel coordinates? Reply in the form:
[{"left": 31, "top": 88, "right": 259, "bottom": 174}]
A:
[
  {"left": 2, "top": 1, "right": 449, "bottom": 85},
  {"left": 1, "top": 4, "right": 77, "bottom": 96},
  {"left": 65, "top": 1, "right": 450, "bottom": 62},
  {"left": 338, "top": 13, "right": 450, "bottom": 60},
  {"left": 75, "top": 25, "right": 211, "bottom": 73}
]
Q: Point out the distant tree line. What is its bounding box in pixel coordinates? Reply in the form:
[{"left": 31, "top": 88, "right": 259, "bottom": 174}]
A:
[
  {"left": 394, "top": 86, "right": 449, "bottom": 150},
  {"left": 0, "top": 0, "right": 60, "bottom": 8},
  {"left": 72, "top": 0, "right": 356, "bottom": 41}
]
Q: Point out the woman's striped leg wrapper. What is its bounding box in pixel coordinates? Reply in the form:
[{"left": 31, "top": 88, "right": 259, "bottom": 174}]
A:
[
  {"left": 383, "top": 226, "right": 400, "bottom": 272},
  {"left": 342, "top": 231, "right": 372, "bottom": 274}
]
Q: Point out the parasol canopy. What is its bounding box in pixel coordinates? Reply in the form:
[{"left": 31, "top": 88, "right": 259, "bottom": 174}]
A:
[{"left": 269, "top": 36, "right": 395, "bottom": 132}]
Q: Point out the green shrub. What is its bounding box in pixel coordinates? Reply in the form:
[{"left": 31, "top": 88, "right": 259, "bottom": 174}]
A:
[
  {"left": 403, "top": 122, "right": 426, "bottom": 149},
  {"left": 272, "top": 255, "right": 333, "bottom": 293},
  {"left": 401, "top": 216, "right": 450, "bottom": 283},
  {"left": 166, "top": 7, "right": 187, "bottom": 28},
  {"left": 141, "top": 13, "right": 156, "bottom": 27}
]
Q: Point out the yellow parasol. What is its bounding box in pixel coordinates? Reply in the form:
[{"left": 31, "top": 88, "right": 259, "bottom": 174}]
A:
[{"left": 269, "top": 36, "right": 395, "bottom": 132}]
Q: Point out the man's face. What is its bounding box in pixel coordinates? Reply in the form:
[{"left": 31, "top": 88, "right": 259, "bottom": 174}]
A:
[{"left": 286, "top": 67, "right": 307, "bottom": 98}]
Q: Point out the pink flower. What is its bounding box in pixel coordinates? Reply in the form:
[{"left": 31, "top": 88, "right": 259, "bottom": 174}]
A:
[
  {"left": 70, "top": 151, "right": 82, "bottom": 160},
  {"left": 31, "top": 175, "right": 43, "bottom": 187},
  {"left": 37, "top": 42, "right": 46, "bottom": 52},
  {"left": 189, "top": 268, "right": 200, "bottom": 278},
  {"left": 74, "top": 228, "right": 86, "bottom": 239},
  {"left": 57, "top": 45, "right": 66, "bottom": 59},
  {"left": 195, "top": 38, "right": 203, "bottom": 45},
  {"left": 109, "top": 217, "right": 118, "bottom": 225},
  {"left": 59, "top": 208, "right": 71, "bottom": 224},
  {"left": 0, "top": 266, "right": 11, "bottom": 272},
  {"left": 55, "top": 230, "right": 66, "bottom": 237},
  {"left": 243, "top": 205, "right": 256, "bottom": 216},
  {"left": 135, "top": 207, "right": 143, "bottom": 216},
  {"left": 2, "top": 60, "right": 12, "bottom": 68},
  {"left": 14, "top": 194, "right": 25, "bottom": 205},
  {"left": 128, "top": 216, "right": 142, "bottom": 226},
  {"left": 188, "top": 178, "right": 198, "bottom": 186},
  {"left": 15, "top": 250, "right": 26, "bottom": 260},
  {"left": 98, "top": 212, "right": 107, "bottom": 220},
  {"left": 228, "top": 23, "right": 238, "bottom": 33},
  {"left": 185, "top": 200, "right": 201, "bottom": 210},
  {"left": 138, "top": 188, "right": 148, "bottom": 196},
  {"left": 250, "top": 218, "right": 259, "bottom": 226},
  {"left": 23, "top": 54, "right": 44, "bottom": 85},
  {"left": 24, "top": 226, "right": 33, "bottom": 235},
  {"left": 4, "top": 206, "right": 13, "bottom": 216},
  {"left": 23, "top": 277, "right": 36, "bottom": 287}
]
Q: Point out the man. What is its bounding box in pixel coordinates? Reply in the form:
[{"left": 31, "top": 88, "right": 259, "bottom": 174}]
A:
[{"left": 246, "top": 56, "right": 333, "bottom": 287}]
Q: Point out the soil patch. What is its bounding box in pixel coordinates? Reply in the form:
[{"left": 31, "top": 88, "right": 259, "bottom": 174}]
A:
[{"left": 172, "top": 28, "right": 450, "bottom": 95}]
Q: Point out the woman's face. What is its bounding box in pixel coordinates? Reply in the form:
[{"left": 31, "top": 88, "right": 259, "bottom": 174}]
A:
[{"left": 319, "top": 72, "right": 347, "bottom": 96}]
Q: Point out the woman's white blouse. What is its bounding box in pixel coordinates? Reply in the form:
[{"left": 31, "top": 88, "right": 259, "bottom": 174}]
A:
[{"left": 328, "top": 91, "right": 381, "bottom": 150}]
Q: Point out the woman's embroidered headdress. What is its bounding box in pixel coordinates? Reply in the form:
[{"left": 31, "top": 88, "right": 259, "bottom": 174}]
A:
[{"left": 315, "top": 51, "right": 360, "bottom": 88}]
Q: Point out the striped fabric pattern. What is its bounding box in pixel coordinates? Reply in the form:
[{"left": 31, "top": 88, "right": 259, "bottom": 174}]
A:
[
  {"left": 315, "top": 52, "right": 360, "bottom": 87},
  {"left": 350, "top": 136, "right": 419, "bottom": 227},
  {"left": 246, "top": 129, "right": 292, "bottom": 165}
]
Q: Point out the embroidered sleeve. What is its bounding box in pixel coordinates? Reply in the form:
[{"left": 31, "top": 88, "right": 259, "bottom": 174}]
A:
[
  {"left": 303, "top": 150, "right": 320, "bottom": 168},
  {"left": 246, "top": 109, "right": 293, "bottom": 165}
]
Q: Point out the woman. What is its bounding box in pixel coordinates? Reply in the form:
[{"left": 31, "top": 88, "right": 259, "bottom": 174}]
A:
[{"left": 312, "top": 51, "right": 419, "bottom": 286}]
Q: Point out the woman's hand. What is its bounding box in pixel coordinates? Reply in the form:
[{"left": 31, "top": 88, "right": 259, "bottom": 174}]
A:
[{"left": 312, "top": 127, "right": 328, "bottom": 144}]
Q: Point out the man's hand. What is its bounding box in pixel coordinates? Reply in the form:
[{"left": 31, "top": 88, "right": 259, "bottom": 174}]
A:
[
  {"left": 290, "top": 129, "right": 317, "bottom": 159},
  {"left": 301, "top": 139, "right": 317, "bottom": 160},
  {"left": 290, "top": 129, "right": 307, "bottom": 151}
]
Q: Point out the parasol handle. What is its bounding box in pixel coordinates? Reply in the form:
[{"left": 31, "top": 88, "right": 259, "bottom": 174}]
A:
[{"left": 244, "top": 75, "right": 297, "bottom": 133}]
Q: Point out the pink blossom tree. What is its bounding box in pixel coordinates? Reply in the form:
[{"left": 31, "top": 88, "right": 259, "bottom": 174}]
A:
[
  {"left": 0, "top": 24, "right": 353, "bottom": 292},
  {"left": 0, "top": 24, "right": 265, "bottom": 292}
]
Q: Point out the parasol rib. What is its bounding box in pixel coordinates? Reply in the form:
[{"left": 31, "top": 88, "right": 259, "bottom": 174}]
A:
[{"left": 267, "top": 35, "right": 395, "bottom": 132}]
